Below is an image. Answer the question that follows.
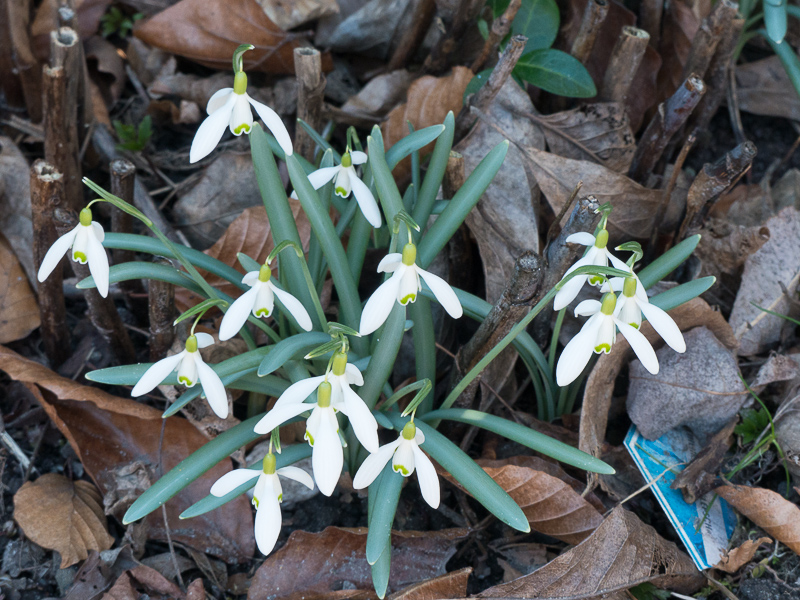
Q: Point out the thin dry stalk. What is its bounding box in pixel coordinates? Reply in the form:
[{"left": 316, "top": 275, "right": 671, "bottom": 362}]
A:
[
  {"left": 110, "top": 160, "right": 146, "bottom": 314},
  {"left": 690, "top": 15, "right": 745, "bottom": 135},
  {"left": 148, "top": 258, "right": 175, "bottom": 362},
  {"left": 680, "top": 0, "right": 739, "bottom": 84},
  {"left": 2, "top": 0, "right": 41, "bottom": 121},
  {"left": 629, "top": 74, "right": 706, "bottom": 182},
  {"left": 31, "top": 161, "right": 71, "bottom": 368},
  {"left": 570, "top": 0, "right": 610, "bottom": 65},
  {"left": 678, "top": 140, "right": 757, "bottom": 238},
  {"left": 640, "top": 0, "right": 664, "bottom": 47},
  {"left": 54, "top": 209, "right": 137, "bottom": 364},
  {"left": 388, "top": 0, "right": 437, "bottom": 71},
  {"left": 471, "top": 0, "right": 523, "bottom": 72},
  {"left": 455, "top": 35, "right": 527, "bottom": 139},
  {"left": 294, "top": 48, "right": 325, "bottom": 163},
  {"left": 599, "top": 26, "right": 650, "bottom": 105}
]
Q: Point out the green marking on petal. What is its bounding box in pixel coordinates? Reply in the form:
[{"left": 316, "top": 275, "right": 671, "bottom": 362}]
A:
[
  {"left": 234, "top": 123, "right": 251, "bottom": 135},
  {"left": 72, "top": 251, "right": 87, "bottom": 263},
  {"left": 629, "top": 322, "right": 640, "bottom": 329},
  {"left": 400, "top": 293, "right": 416, "bottom": 305},
  {"left": 278, "top": 493, "right": 283, "bottom": 502},
  {"left": 335, "top": 186, "right": 348, "bottom": 197},
  {"left": 255, "top": 308, "right": 270, "bottom": 318},
  {"left": 588, "top": 275, "right": 604, "bottom": 286},
  {"left": 178, "top": 376, "right": 193, "bottom": 386},
  {"left": 393, "top": 464, "right": 409, "bottom": 476},
  {"left": 252, "top": 497, "right": 259, "bottom": 508},
  {"left": 304, "top": 431, "right": 314, "bottom": 446},
  {"left": 594, "top": 343, "right": 611, "bottom": 354}
]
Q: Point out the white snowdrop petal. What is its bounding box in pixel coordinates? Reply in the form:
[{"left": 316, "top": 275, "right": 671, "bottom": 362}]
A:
[
  {"left": 617, "top": 320, "right": 660, "bottom": 374},
  {"left": 359, "top": 273, "right": 403, "bottom": 335},
  {"left": 273, "top": 376, "right": 326, "bottom": 410},
  {"left": 253, "top": 401, "right": 313, "bottom": 435},
  {"left": 573, "top": 299, "right": 601, "bottom": 317},
  {"left": 352, "top": 440, "right": 401, "bottom": 489},
  {"left": 242, "top": 271, "right": 259, "bottom": 286},
  {"left": 392, "top": 440, "right": 416, "bottom": 476},
  {"left": 377, "top": 253, "right": 402, "bottom": 273},
  {"left": 270, "top": 283, "right": 313, "bottom": 332},
  {"left": 553, "top": 255, "right": 593, "bottom": 310},
  {"left": 342, "top": 385, "right": 379, "bottom": 453},
  {"left": 397, "top": 267, "right": 420, "bottom": 305},
  {"left": 277, "top": 466, "right": 315, "bottom": 490},
  {"left": 247, "top": 96, "right": 293, "bottom": 156},
  {"left": 350, "top": 151, "right": 368, "bottom": 165},
  {"left": 210, "top": 469, "right": 260, "bottom": 497},
  {"left": 206, "top": 88, "right": 233, "bottom": 114},
  {"left": 638, "top": 301, "right": 686, "bottom": 352},
  {"left": 37, "top": 227, "right": 78, "bottom": 283},
  {"left": 306, "top": 166, "right": 340, "bottom": 189},
  {"left": 195, "top": 332, "right": 215, "bottom": 348},
  {"left": 350, "top": 174, "right": 382, "bottom": 228},
  {"left": 190, "top": 93, "right": 236, "bottom": 163},
  {"left": 417, "top": 267, "right": 463, "bottom": 319},
  {"left": 254, "top": 489, "right": 282, "bottom": 556},
  {"left": 606, "top": 250, "right": 629, "bottom": 272},
  {"left": 85, "top": 229, "right": 110, "bottom": 298},
  {"left": 556, "top": 315, "right": 603, "bottom": 387},
  {"left": 131, "top": 352, "right": 185, "bottom": 397},
  {"left": 219, "top": 286, "right": 259, "bottom": 341},
  {"left": 334, "top": 166, "right": 351, "bottom": 197},
  {"left": 177, "top": 353, "right": 199, "bottom": 387},
  {"left": 345, "top": 363, "right": 364, "bottom": 386},
  {"left": 565, "top": 232, "right": 596, "bottom": 246},
  {"left": 91, "top": 221, "right": 105, "bottom": 243},
  {"left": 229, "top": 95, "right": 254, "bottom": 135},
  {"left": 196, "top": 359, "right": 229, "bottom": 419},
  {"left": 411, "top": 445, "right": 440, "bottom": 509},
  {"left": 312, "top": 411, "right": 343, "bottom": 496}
]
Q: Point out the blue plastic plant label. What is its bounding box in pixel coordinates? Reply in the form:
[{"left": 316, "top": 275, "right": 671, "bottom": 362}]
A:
[{"left": 624, "top": 425, "right": 736, "bottom": 570}]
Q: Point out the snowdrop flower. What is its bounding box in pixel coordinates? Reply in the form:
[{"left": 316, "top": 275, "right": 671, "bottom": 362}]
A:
[
  {"left": 603, "top": 273, "right": 686, "bottom": 353},
  {"left": 190, "top": 62, "right": 292, "bottom": 163},
  {"left": 353, "top": 420, "right": 439, "bottom": 509},
  {"left": 359, "top": 243, "right": 463, "bottom": 336},
  {"left": 254, "top": 352, "right": 378, "bottom": 495},
  {"left": 210, "top": 453, "right": 314, "bottom": 556},
  {"left": 556, "top": 292, "right": 659, "bottom": 387},
  {"left": 294, "top": 150, "right": 381, "bottom": 227},
  {"left": 38, "top": 207, "right": 109, "bottom": 298},
  {"left": 219, "top": 263, "right": 312, "bottom": 340},
  {"left": 131, "top": 333, "right": 229, "bottom": 418},
  {"left": 553, "top": 229, "right": 628, "bottom": 311}
]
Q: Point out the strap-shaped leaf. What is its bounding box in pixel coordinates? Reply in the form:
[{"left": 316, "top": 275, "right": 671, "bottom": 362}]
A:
[
  {"left": 637, "top": 235, "right": 701, "bottom": 289},
  {"left": 648, "top": 276, "right": 716, "bottom": 311},
  {"left": 78, "top": 262, "right": 205, "bottom": 296},
  {"left": 366, "top": 463, "right": 403, "bottom": 564},
  {"left": 422, "top": 408, "right": 614, "bottom": 474},
  {"left": 384, "top": 125, "right": 445, "bottom": 169},
  {"left": 257, "top": 332, "right": 331, "bottom": 376},
  {"left": 413, "top": 112, "right": 454, "bottom": 231}
]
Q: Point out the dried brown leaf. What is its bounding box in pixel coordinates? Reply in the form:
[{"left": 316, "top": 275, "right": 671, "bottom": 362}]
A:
[
  {"left": 381, "top": 67, "right": 473, "bottom": 180},
  {"left": 524, "top": 148, "right": 680, "bottom": 239},
  {"left": 729, "top": 207, "right": 800, "bottom": 355},
  {"left": 477, "top": 506, "right": 703, "bottom": 598},
  {"left": 255, "top": 0, "right": 339, "bottom": 30},
  {"left": 657, "top": 0, "right": 702, "bottom": 100},
  {"left": 247, "top": 526, "right": 468, "bottom": 599},
  {"left": 715, "top": 485, "right": 800, "bottom": 555},
  {"left": 31, "top": 0, "right": 112, "bottom": 60},
  {"left": 714, "top": 537, "right": 771, "bottom": 573},
  {"left": 133, "top": 0, "right": 332, "bottom": 74},
  {"left": 693, "top": 218, "right": 770, "bottom": 280},
  {"left": 535, "top": 103, "right": 635, "bottom": 173},
  {"left": 0, "top": 235, "right": 40, "bottom": 343},
  {"left": 85, "top": 36, "right": 127, "bottom": 105},
  {"left": 13, "top": 473, "right": 114, "bottom": 568},
  {"left": 736, "top": 56, "right": 800, "bottom": 121},
  {"left": 0, "top": 345, "right": 255, "bottom": 563},
  {"left": 0, "top": 137, "right": 34, "bottom": 284},
  {"left": 342, "top": 70, "right": 416, "bottom": 119},
  {"left": 387, "top": 567, "right": 472, "bottom": 600},
  {"left": 580, "top": 292, "right": 736, "bottom": 473},
  {"left": 103, "top": 564, "right": 185, "bottom": 600}
]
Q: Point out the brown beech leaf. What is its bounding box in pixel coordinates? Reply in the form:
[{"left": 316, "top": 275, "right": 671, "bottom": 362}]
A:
[
  {"left": 535, "top": 103, "right": 635, "bottom": 173},
  {"left": 0, "top": 235, "right": 40, "bottom": 343},
  {"left": 579, "top": 291, "right": 736, "bottom": 485},
  {"left": 715, "top": 537, "right": 772, "bottom": 573},
  {"left": 0, "top": 137, "right": 35, "bottom": 285},
  {"left": 31, "top": 0, "right": 112, "bottom": 60},
  {"left": 387, "top": 567, "right": 472, "bottom": 600},
  {"left": 247, "top": 526, "right": 468, "bottom": 599},
  {"left": 133, "top": 0, "right": 332, "bottom": 74},
  {"left": 524, "top": 148, "right": 681, "bottom": 239},
  {"left": 657, "top": 0, "right": 702, "bottom": 100},
  {"left": 443, "top": 457, "right": 604, "bottom": 544},
  {"left": 736, "top": 56, "right": 800, "bottom": 121},
  {"left": 693, "top": 218, "right": 770, "bottom": 281},
  {"left": 715, "top": 484, "right": 800, "bottom": 554},
  {"left": 0, "top": 345, "right": 255, "bottom": 563},
  {"left": 104, "top": 564, "right": 185, "bottom": 600},
  {"left": 381, "top": 66, "right": 473, "bottom": 180},
  {"left": 13, "top": 473, "right": 114, "bottom": 568},
  {"left": 478, "top": 506, "right": 703, "bottom": 598}
]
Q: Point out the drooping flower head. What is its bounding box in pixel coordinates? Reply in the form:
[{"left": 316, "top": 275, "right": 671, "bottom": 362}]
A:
[
  {"left": 210, "top": 452, "right": 314, "bottom": 555},
  {"left": 556, "top": 292, "right": 659, "bottom": 387},
  {"left": 295, "top": 149, "right": 381, "bottom": 227},
  {"left": 38, "top": 207, "right": 110, "bottom": 298},
  {"left": 359, "top": 243, "right": 463, "bottom": 335},
  {"left": 352, "top": 420, "right": 440, "bottom": 509},
  {"left": 131, "top": 333, "right": 229, "bottom": 418},
  {"left": 190, "top": 45, "right": 293, "bottom": 163},
  {"left": 254, "top": 352, "right": 378, "bottom": 495},
  {"left": 219, "top": 262, "right": 312, "bottom": 340}
]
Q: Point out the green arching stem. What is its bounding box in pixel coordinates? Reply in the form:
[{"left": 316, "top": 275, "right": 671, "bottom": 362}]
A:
[{"left": 549, "top": 308, "right": 566, "bottom": 373}]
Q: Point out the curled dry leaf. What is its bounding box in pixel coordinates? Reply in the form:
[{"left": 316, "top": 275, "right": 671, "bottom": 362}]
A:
[
  {"left": 736, "top": 56, "right": 800, "bottom": 122},
  {"left": 85, "top": 36, "right": 127, "bottom": 106},
  {"left": 534, "top": 102, "right": 635, "bottom": 173},
  {"left": 104, "top": 564, "right": 186, "bottom": 600},
  {"left": 524, "top": 148, "right": 683, "bottom": 239},
  {"left": 387, "top": 567, "right": 472, "bottom": 600},
  {"left": 381, "top": 66, "right": 473, "bottom": 180},
  {"left": 0, "top": 137, "right": 35, "bottom": 284},
  {"left": 247, "top": 526, "right": 468, "bottom": 599},
  {"left": 477, "top": 506, "right": 703, "bottom": 598},
  {"left": 0, "top": 235, "right": 40, "bottom": 344},
  {"left": 134, "top": 0, "right": 332, "bottom": 74},
  {"left": 715, "top": 484, "right": 800, "bottom": 555},
  {"left": 693, "top": 218, "right": 770, "bottom": 281},
  {"left": 0, "top": 345, "right": 255, "bottom": 563},
  {"left": 729, "top": 207, "right": 800, "bottom": 356},
  {"left": 579, "top": 290, "right": 736, "bottom": 478},
  {"left": 13, "top": 473, "right": 114, "bottom": 568},
  {"left": 342, "top": 70, "right": 416, "bottom": 119},
  {"left": 627, "top": 327, "right": 748, "bottom": 440},
  {"left": 715, "top": 537, "right": 772, "bottom": 573}
]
